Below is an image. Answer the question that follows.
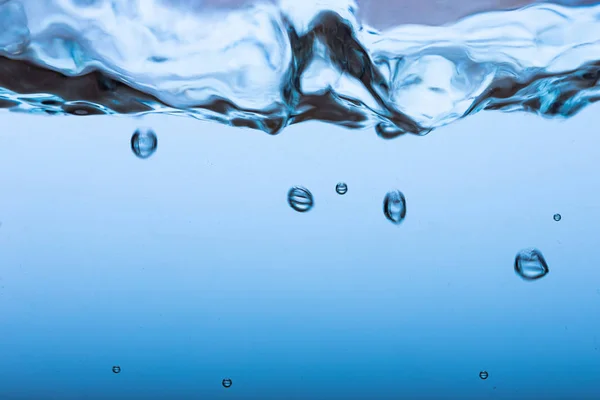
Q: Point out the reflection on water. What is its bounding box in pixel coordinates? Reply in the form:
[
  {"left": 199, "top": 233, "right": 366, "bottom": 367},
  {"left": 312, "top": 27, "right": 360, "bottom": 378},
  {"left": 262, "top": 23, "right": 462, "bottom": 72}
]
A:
[{"left": 1, "top": 0, "right": 600, "bottom": 136}]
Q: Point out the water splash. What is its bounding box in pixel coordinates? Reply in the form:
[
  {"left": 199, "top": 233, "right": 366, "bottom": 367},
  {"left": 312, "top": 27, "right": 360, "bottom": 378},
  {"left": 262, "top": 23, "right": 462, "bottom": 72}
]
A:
[{"left": 1, "top": 0, "right": 600, "bottom": 137}]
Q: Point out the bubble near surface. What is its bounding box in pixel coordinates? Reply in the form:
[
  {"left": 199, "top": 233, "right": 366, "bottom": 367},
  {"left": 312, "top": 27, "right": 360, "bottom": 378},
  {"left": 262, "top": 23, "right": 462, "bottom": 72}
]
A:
[
  {"left": 479, "top": 371, "right": 489, "bottom": 380},
  {"left": 288, "top": 186, "right": 314, "bottom": 212},
  {"left": 222, "top": 378, "right": 232, "bottom": 388},
  {"left": 515, "top": 248, "right": 549, "bottom": 281},
  {"left": 112, "top": 366, "right": 121, "bottom": 374},
  {"left": 131, "top": 128, "right": 158, "bottom": 159},
  {"left": 554, "top": 213, "right": 562, "bottom": 221},
  {"left": 383, "top": 190, "right": 406, "bottom": 224},
  {"left": 336, "top": 182, "right": 348, "bottom": 195}
]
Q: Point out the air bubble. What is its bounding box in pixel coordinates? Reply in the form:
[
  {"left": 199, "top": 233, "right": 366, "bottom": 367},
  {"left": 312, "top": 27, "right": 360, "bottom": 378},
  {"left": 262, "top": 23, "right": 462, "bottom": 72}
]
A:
[
  {"left": 112, "top": 366, "right": 121, "bottom": 374},
  {"left": 383, "top": 190, "right": 406, "bottom": 224},
  {"left": 479, "top": 371, "right": 489, "bottom": 380},
  {"left": 514, "top": 248, "right": 549, "bottom": 280},
  {"left": 288, "top": 186, "right": 314, "bottom": 212},
  {"left": 336, "top": 182, "right": 348, "bottom": 195},
  {"left": 131, "top": 128, "right": 158, "bottom": 159},
  {"left": 553, "top": 213, "right": 561, "bottom": 221}
]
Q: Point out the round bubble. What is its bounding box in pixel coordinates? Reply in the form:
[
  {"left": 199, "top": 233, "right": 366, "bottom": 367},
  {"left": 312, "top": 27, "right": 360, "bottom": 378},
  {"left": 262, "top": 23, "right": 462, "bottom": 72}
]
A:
[
  {"left": 112, "top": 366, "right": 121, "bottom": 374},
  {"left": 553, "top": 213, "right": 561, "bottom": 221},
  {"left": 479, "top": 371, "right": 488, "bottom": 380},
  {"left": 288, "top": 186, "right": 314, "bottom": 212},
  {"left": 336, "top": 182, "right": 348, "bottom": 195},
  {"left": 222, "top": 378, "right": 232, "bottom": 388},
  {"left": 131, "top": 128, "right": 158, "bottom": 159}
]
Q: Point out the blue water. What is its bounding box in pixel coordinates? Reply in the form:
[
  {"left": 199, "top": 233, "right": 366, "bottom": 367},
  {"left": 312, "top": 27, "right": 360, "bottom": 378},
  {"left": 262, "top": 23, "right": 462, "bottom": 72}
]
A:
[
  {"left": 2, "top": 0, "right": 600, "bottom": 135},
  {"left": 1, "top": 0, "right": 600, "bottom": 399}
]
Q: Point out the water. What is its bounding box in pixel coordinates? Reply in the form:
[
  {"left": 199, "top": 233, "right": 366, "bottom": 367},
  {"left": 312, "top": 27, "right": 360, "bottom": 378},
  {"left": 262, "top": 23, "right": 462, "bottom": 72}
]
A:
[
  {"left": 1, "top": 0, "right": 600, "bottom": 399},
  {"left": 2, "top": 0, "right": 600, "bottom": 135}
]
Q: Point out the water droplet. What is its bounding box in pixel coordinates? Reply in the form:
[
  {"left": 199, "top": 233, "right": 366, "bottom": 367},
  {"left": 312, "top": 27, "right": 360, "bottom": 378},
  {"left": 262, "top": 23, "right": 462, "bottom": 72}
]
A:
[
  {"left": 479, "top": 371, "right": 489, "bottom": 380},
  {"left": 336, "top": 182, "right": 348, "bottom": 195},
  {"left": 112, "top": 366, "right": 121, "bottom": 374},
  {"left": 383, "top": 190, "right": 406, "bottom": 224},
  {"left": 553, "top": 213, "right": 561, "bottom": 221},
  {"left": 131, "top": 128, "right": 158, "bottom": 159},
  {"left": 514, "top": 248, "right": 549, "bottom": 280},
  {"left": 288, "top": 186, "right": 314, "bottom": 212},
  {"left": 222, "top": 378, "right": 232, "bottom": 388}
]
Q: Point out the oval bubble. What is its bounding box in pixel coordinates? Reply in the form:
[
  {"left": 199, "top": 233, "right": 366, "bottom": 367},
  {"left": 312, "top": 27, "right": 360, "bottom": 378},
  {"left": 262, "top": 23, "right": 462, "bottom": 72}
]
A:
[
  {"left": 383, "top": 190, "right": 406, "bottom": 224},
  {"left": 288, "top": 186, "right": 314, "bottom": 212},
  {"left": 131, "top": 128, "right": 158, "bottom": 159}
]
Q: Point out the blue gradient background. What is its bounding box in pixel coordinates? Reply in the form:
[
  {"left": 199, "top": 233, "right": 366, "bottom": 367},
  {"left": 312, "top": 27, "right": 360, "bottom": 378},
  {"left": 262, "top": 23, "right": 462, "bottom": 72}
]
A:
[{"left": 0, "top": 106, "right": 599, "bottom": 399}]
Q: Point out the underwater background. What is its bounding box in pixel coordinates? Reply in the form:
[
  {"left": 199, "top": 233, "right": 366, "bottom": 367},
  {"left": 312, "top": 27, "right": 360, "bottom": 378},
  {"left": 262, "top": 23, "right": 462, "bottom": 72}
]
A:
[{"left": 1, "top": 0, "right": 599, "bottom": 398}]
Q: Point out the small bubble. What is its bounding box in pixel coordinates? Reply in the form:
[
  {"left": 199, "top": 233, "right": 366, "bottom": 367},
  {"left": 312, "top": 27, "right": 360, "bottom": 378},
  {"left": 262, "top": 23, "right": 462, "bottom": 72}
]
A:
[
  {"left": 112, "top": 366, "right": 121, "bottom": 374},
  {"left": 288, "top": 186, "right": 314, "bottom": 212},
  {"left": 553, "top": 213, "right": 561, "bottom": 221},
  {"left": 383, "top": 190, "right": 406, "bottom": 224},
  {"left": 131, "top": 128, "right": 158, "bottom": 159},
  {"left": 479, "top": 371, "right": 489, "bottom": 380},
  {"left": 336, "top": 182, "right": 348, "bottom": 195},
  {"left": 222, "top": 378, "right": 232, "bottom": 388},
  {"left": 375, "top": 122, "right": 406, "bottom": 139},
  {"left": 515, "top": 248, "right": 549, "bottom": 281},
  {"left": 63, "top": 102, "right": 106, "bottom": 115}
]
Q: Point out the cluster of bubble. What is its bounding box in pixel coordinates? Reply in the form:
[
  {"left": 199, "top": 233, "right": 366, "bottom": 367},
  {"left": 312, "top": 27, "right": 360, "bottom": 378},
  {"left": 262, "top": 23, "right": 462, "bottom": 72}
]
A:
[
  {"left": 111, "top": 364, "right": 232, "bottom": 388},
  {"left": 288, "top": 185, "right": 408, "bottom": 226},
  {"left": 287, "top": 183, "right": 554, "bottom": 281},
  {"left": 129, "top": 128, "right": 554, "bottom": 282}
]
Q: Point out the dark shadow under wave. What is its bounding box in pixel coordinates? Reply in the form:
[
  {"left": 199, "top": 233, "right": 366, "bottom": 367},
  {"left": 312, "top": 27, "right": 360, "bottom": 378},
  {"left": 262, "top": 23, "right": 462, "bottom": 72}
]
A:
[{"left": 1, "top": 2, "right": 600, "bottom": 137}]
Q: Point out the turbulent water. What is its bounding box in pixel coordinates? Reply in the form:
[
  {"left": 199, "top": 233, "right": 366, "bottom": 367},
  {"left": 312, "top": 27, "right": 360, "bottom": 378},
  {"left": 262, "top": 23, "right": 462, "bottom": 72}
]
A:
[{"left": 1, "top": 0, "right": 600, "bottom": 137}]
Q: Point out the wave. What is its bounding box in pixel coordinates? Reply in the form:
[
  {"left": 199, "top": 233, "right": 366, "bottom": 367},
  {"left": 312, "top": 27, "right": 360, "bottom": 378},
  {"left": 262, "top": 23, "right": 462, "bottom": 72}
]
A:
[{"left": 1, "top": 0, "right": 600, "bottom": 137}]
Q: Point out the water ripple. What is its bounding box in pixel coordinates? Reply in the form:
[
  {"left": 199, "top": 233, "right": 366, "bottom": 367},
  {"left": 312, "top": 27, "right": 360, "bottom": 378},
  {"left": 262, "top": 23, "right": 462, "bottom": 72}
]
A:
[{"left": 1, "top": 0, "right": 600, "bottom": 137}]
